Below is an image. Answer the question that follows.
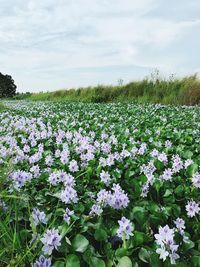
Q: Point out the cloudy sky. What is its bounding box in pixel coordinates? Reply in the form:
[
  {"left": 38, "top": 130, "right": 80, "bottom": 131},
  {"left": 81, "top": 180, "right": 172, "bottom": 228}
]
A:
[{"left": 0, "top": 0, "right": 200, "bottom": 92}]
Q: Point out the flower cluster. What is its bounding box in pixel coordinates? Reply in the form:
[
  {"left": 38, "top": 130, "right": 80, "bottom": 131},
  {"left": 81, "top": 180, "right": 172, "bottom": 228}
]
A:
[
  {"left": 155, "top": 225, "right": 179, "bottom": 264},
  {"left": 33, "top": 255, "right": 52, "bottom": 267},
  {"left": 32, "top": 208, "right": 47, "bottom": 226},
  {"left": 186, "top": 200, "right": 200, "bottom": 217},
  {"left": 40, "top": 228, "right": 61, "bottom": 255},
  {"left": 117, "top": 217, "right": 133, "bottom": 240},
  {"left": 192, "top": 172, "right": 200, "bottom": 188},
  {"left": 63, "top": 207, "right": 74, "bottom": 224}
]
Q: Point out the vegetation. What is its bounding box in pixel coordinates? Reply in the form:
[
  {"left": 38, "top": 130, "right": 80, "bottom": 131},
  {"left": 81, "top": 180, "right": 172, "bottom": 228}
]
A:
[
  {"left": 0, "top": 72, "right": 17, "bottom": 98},
  {"left": 14, "top": 73, "right": 200, "bottom": 105},
  {"left": 0, "top": 101, "right": 200, "bottom": 266}
]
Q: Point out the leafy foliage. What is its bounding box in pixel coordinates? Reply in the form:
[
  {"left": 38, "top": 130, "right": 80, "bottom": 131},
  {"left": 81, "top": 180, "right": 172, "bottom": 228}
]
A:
[
  {"left": 0, "top": 72, "right": 17, "bottom": 98},
  {"left": 0, "top": 101, "right": 199, "bottom": 266}
]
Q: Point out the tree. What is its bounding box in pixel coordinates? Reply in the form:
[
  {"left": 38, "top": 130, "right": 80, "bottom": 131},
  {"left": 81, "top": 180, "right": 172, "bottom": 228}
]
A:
[{"left": 0, "top": 72, "right": 17, "bottom": 97}]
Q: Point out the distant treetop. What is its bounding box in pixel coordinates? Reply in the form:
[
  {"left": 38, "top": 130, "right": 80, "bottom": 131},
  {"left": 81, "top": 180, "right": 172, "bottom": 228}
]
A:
[{"left": 0, "top": 72, "right": 17, "bottom": 98}]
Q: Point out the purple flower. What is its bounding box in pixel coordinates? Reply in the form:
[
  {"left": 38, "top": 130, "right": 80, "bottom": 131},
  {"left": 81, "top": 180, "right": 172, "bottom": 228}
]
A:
[
  {"left": 32, "top": 208, "right": 47, "bottom": 226},
  {"left": 141, "top": 182, "right": 149, "bottom": 198},
  {"left": 172, "top": 155, "right": 183, "bottom": 173},
  {"left": 186, "top": 200, "right": 200, "bottom": 217},
  {"left": 155, "top": 225, "right": 179, "bottom": 264},
  {"left": 33, "top": 255, "right": 52, "bottom": 267},
  {"left": 108, "top": 184, "right": 129, "bottom": 210},
  {"left": 30, "top": 165, "right": 40, "bottom": 178},
  {"left": 192, "top": 173, "right": 200, "bottom": 188},
  {"left": 174, "top": 218, "right": 185, "bottom": 235},
  {"left": 69, "top": 160, "right": 79, "bottom": 172},
  {"left": 45, "top": 155, "right": 53, "bottom": 167},
  {"left": 60, "top": 187, "right": 78, "bottom": 204},
  {"left": 89, "top": 204, "right": 103, "bottom": 216},
  {"left": 41, "top": 228, "right": 61, "bottom": 255},
  {"left": 62, "top": 173, "right": 75, "bottom": 187},
  {"left": 63, "top": 208, "right": 74, "bottom": 224},
  {"left": 155, "top": 225, "right": 175, "bottom": 246},
  {"left": 160, "top": 168, "right": 173, "bottom": 181},
  {"left": 117, "top": 217, "right": 133, "bottom": 240},
  {"left": 60, "top": 150, "right": 69, "bottom": 164},
  {"left": 100, "top": 170, "right": 111, "bottom": 186},
  {"left": 10, "top": 170, "right": 33, "bottom": 190},
  {"left": 48, "top": 172, "right": 59, "bottom": 185},
  {"left": 97, "top": 189, "right": 110, "bottom": 205}
]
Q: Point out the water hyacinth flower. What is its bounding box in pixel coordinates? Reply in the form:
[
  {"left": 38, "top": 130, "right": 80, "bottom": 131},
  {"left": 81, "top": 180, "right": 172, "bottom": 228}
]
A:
[
  {"left": 186, "top": 200, "right": 200, "bottom": 217},
  {"left": 41, "top": 228, "right": 61, "bottom": 255},
  {"left": 48, "top": 172, "right": 59, "bottom": 185},
  {"left": 117, "top": 217, "right": 133, "bottom": 240},
  {"left": 172, "top": 155, "right": 183, "bottom": 173},
  {"left": 45, "top": 155, "right": 54, "bottom": 167},
  {"left": 33, "top": 255, "right": 52, "bottom": 267},
  {"left": 192, "top": 173, "right": 200, "bottom": 188},
  {"left": 30, "top": 165, "right": 40, "bottom": 178},
  {"left": 63, "top": 208, "right": 74, "bottom": 224},
  {"left": 60, "top": 187, "right": 78, "bottom": 204},
  {"left": 155, "top": 225, "right": 179, "bottom": 264},
  {"left": 10, "top": 170, "right": 33, "bottom": 190},
  {"left": 69, "top": 159, "right": 79, "bottom": 172},
  {"left": 108, "top": 184, "right": 129, "bottom": 209},
  {"left": 160, "top": 168, "right": 173, "bottom": 181},
  {"left": 62, "top": 173, "right": 75, "bottom": 187},
  {"left": 60, "top": 150, "right": 69, "bottom": 164},
  {"left": 32, "top": 208, "right": 47, "bottom": 226},
  {"left": 89, "top": 204, "right": 103, "bottom": 216},
  {"left": 100, "top": 170, "right": 111, "bottom": 186},
  {"left": 96, "top": 189, "right": 110, "bottom": 206},
  {"left": 174, "top": 218, "right": 185, "bottom": 235},
  {"left": 141, "top": 182, "right": 150, "bottom": 198}
]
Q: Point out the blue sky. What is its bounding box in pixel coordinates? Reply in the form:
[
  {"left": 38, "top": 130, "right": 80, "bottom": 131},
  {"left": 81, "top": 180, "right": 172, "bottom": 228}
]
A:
[{"left": 0, "top": 0, "right": 200, "bottom": 92}]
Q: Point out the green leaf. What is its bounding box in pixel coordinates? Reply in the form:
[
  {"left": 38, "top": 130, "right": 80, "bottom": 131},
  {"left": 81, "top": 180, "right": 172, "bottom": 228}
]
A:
[
  {"left": 117, "top": 256, "right": 132, "bottom": 267},
  {"left": 89, "top": 257, "right": 105, "bottom": 267},
  {"left": 66, "top": 254, "right": 80, "bottom": 267},
  {"left": 163, "top": 189, "right": 172, "bottom": 197},
  {"left": 183, "top": 239, "right": 195, "bottom": 251},
  {"left": 149, "top": 253, "right": 161, "bottom": 267},
  {"left": 94, "top": 229, "right": 108, "bottom": 241},
  {"left": 105, "top": 260, "right": 113, "bottom": 267},
  {"left": 192, "top": 255, "right": 200, "bottom": 267},
  {"left": 182, "top": 150, "right": 193, "bottom": 159},
  {"left": 132, "top": 206, "right": 146, "bottom": 224},
  {"left": 187, "top": 163, "right": 198, "bottom": 176},
  {"left": 59, "top": 224, "right": 70, "bottom": 238},
  {"left": 133, "top": 231, "right": 145, "bottom": 246},
  {"left": 138, "top": 248, "right": 150, "bottom": 263},
  {"left": 115, "top": 248, "right": 127, "bottom": 258},
  {"left": 174, "top": 185, "right": 184, "bottom": 196},
  {"left": 54, "top": 261, "right": 65, "bottom": 267},
  {"left": 72, "top": 234, "right": 89, "bottom": 253}
]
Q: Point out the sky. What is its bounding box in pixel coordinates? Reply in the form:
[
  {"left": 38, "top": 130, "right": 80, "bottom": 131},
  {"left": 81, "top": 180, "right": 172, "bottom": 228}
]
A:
[{"left": 0, "top": 0, "right": 200, "bottom": 92}]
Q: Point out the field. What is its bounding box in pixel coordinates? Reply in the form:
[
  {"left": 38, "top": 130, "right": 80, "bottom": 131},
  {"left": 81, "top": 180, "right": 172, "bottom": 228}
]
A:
[
  {"left": 0, "top": 101, "right": 200, "bottom": 267},
  {"left": 14, "top": 74, "right": 200, "bottom": 106}
]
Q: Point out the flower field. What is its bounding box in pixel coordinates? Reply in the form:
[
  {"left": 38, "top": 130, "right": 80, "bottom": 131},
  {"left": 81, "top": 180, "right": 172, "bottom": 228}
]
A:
[{"left": 0, "top": 101, "right": 200, "bottom": 267}]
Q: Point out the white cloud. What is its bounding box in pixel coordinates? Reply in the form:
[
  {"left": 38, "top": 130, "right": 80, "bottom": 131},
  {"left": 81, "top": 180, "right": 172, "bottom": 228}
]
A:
[{"left": 0, "top": 0, "right": 200, "bottom": 92}]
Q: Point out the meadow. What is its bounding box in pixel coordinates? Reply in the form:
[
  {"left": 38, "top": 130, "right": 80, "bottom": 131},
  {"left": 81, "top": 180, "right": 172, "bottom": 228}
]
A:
[
  {"left": 0, "top": 101, "right": 200, "bottom": 267},
  {"left": 13, "top": 74, "right": 200, "bottom": 106}
]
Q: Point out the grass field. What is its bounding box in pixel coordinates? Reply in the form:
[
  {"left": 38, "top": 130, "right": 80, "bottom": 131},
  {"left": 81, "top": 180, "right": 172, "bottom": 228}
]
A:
[{"left": 13, "top": 74, "right": 200, "bottom": 106}]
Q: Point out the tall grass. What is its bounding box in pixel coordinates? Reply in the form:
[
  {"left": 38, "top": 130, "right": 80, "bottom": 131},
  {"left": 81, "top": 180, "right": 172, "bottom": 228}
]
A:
[{"left": 13, "top": 74, "right": 200, "bottom": 105}]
